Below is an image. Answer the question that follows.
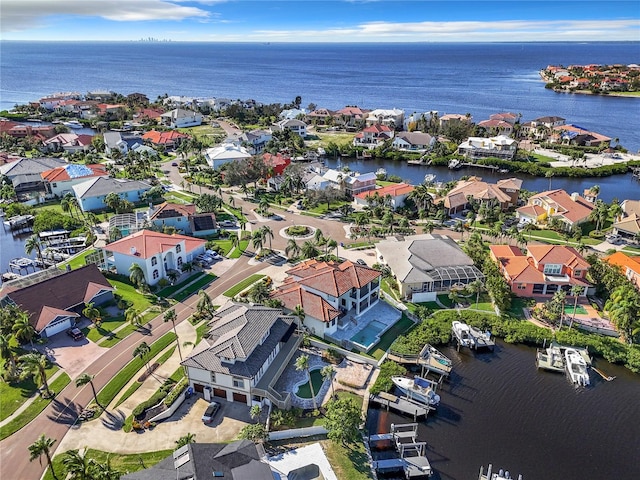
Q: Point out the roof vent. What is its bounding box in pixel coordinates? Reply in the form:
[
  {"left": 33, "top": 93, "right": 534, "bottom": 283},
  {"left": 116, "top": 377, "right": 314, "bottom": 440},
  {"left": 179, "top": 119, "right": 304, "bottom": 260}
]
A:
[{"left": 130, "top": 246, "right": 137, "bottom": 255}]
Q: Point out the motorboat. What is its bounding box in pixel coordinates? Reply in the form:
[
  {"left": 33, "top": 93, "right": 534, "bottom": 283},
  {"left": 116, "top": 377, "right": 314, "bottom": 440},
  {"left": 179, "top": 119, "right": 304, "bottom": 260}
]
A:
[
  {"left": 424, "top": 173, "right": 436, "bottom": 183},
  {"left": 479, "top": 464, "right": 523, "bottom": 480},
  {"left": 451, "top": 320, "right": 473, "bottom": 347},
  {"left": 564, "top": 347, "right": 590, "bottom": 386},
  {"left": 420, "top": 343, "right": 453, "bottom": 376},
  {"left": 392, "top": 375, "right": 441, "bottom": 406},
  {"left": 63, "top": 120, "right": 83, "bottom": 129},
  {"left": 536, "top": 342, "right": 565, "bottom": 373},
  {"left": 448, "top": 158, "right": 462, "bottom": 169},
  {"left": 376, "top": 168, "right": 387, "bottom": 177}
]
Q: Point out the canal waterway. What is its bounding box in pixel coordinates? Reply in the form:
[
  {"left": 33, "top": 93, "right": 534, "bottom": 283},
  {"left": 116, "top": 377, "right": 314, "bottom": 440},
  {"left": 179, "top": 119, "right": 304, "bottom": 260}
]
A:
[
  {"left": 0, "top": 223, "right": 39, "bottom": 281},
  {"left": 324, "top": 158, "right": 640, "bottom": 204},
  {"left": 366, "top": 341, "right": 640, "bottom": 480}
]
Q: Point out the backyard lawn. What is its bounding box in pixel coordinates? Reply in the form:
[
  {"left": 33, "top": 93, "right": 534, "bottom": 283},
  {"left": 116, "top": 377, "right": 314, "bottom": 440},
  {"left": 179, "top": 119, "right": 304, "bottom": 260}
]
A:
[
  {"left": 506, "top": 297, "right": 536, "bottom": 319},
  {"left": 369, "top": 315, "right": 415, "bottom": 360},
  {"left": 107, "top": 276, "right": 154, "bottom": 312},
  {"left": 60, "top": 248, "right": 97, "bottom": 270}
]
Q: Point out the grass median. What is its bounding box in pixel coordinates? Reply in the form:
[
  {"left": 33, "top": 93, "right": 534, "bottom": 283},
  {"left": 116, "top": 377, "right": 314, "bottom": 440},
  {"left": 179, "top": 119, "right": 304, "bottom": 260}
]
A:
[
  {"left": 95, "top": 332, "right": 177, "bottom": 408},
  {"left": 223, "top": 274, "right": 265, "bottom": 297},
  {"left": 173, "top": 273, "right": 216, "bottom": 302},
  {"left": 0, "top": 373, "right": 71, "bottom": 441}
]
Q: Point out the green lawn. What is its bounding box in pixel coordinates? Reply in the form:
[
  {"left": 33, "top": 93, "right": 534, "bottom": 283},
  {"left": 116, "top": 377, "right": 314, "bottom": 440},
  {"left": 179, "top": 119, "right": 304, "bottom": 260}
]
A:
[
  {"left": 229, "top": 240, "right": 249, "bottom": 258},
  {"left": 380, "top": 278, "right": 400, "bottom": 301},
  {"left": 173, "top": 274, "right": 216, "bottom": 302},
  {"left": 323, "top": 439, "right": 372, "bottom": 480},
  {"left": 369, "top": 314, "right": 415, "bottom": 360},
  {"left": 564, "top": 305, "right": 588, "bottom": 315},
  {"left": 95, "top": 332, "right": 177, "bottom": 408},
  {"left": 83, "top": 316, "right": 127, "bottom": 342},
  {"left": 469, "top": 293, "right": 495, "bottom": 312},
  {"left": 210, "top": 239, "right": 234, "bottom": 256},
  {"left": 223, "top": 274, "right": 265, "bottom": 297},
  {"left": 506, "top": 297, "right": 536, "bottom": 319},
  {"left": 526, "top": 229, "right": 600, "bottom": 246},
  {"left": 0, "top": 373, "right": 71, "bottom": 441},
  {"left": 195, "top": 321, "right": 210, "bottom": 344},
  {"left": 156, "top": 272, "right": 206, "bottom": 298},
  {"left": 0, "top": 364, "right": 59, "bottom": 421},
  {"left": 308, "top": 200, "right": 352, "bottom": 215},
  {"left": 437, "top": 294, "right": 455, "bottom": 308},
  {"left": 60, "top": 248, "right": 97, "bottom": 270},
  {"left": 107, "top": 276, "right": 154, "bottom": 312},
  {"left": 225, "top": 204, "right": 248, "bottom": 222}
]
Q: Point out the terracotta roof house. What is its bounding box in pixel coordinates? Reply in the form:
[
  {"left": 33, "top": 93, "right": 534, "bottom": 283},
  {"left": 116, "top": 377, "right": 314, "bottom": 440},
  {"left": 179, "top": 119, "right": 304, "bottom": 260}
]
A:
[
  {"left": 262, "top": 152, "right": 291, "bottom": 176},
  {"left": 553, "top": 124, "right": 611, "bottom": 147},
  {"left": 41, "top": 163, "right": 108, "bottom": 198},
  {"left": 134, "top": 107, "right": 165, "bottom": 122},
  {"left": 477, "top": 119, "right": 514, "bottom": 136},
  {"left": 516, "top": 189, "right": 594, "bottom": 231},
  {"left": 0, "top": 264, "right": 114, "bottom": 338},
  {"left": 335, "top": 106, "right": 370, "bottom": 130},
  {"left": 122, "top": 440, "right": 274, "bottom": 480},
  {"left": 489, "top": 244, "right": 590, "bottom": 297},
  {"left": 160, "top": 108, "right": 203, "bottom": 128},
  {"left": 604, "top": 252, "right": 640, "bottom": 291},
  {"left": 306, "top": 107, "right": 336, "bottom": 125},
  {"left": 101, "top": 229, "right": 206, "bottom": 286},
  {"left": 490, "top": 112, "right": 519, "bottom": 125},
  {"left": 457, "top": 135, "right": 517, "bottom": 160},
  {"left": 353, "top": 124, "right": 394, "bottom": 149},
  {"left": 142, "top": 130, "right": 189, "bottom": 150},
  {"left": 271, "top": 259, "right": 381, "bottom": 340},
  {"left": 376, "top": 234, "right": 483, "bottom": 302},
  {"left": 0, "top": 157, "right": 66, "bottom": 193},
  {"left": 438, "top": 176, "right": 522, "bottom": 214},
  {"left": 354, "top": 182, "right": 415, "bottom": 210},
  {"left": 391, "top": 131, "right": 435, "bottom": 151},
  {"left": 72, "top": 177, "right": 152, "bottom": 212},
  {"left": 181, "top": 302, "right": 298, "bottom": 408},
  {"left": 43, "top": 133, "right": 93, "bottom": 154},
  {"left": 148, "top": 202, "right": 218, "bottom": 237}
]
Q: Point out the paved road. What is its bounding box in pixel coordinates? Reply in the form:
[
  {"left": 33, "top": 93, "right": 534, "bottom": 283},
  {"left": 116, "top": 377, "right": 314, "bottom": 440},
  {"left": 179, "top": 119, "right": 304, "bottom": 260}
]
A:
[{"left": 0, "top": 254, "right": 267, "bottom": 480}]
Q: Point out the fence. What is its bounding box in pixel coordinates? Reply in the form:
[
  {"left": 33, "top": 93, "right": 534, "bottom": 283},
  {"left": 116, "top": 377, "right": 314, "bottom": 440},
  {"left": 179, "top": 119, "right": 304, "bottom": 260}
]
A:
[
  {"left": 267, "top": 425, "right": 328, "bottom": 441},
  {"left": 308, "top": 338, "right": 379, "bottom": 367}
]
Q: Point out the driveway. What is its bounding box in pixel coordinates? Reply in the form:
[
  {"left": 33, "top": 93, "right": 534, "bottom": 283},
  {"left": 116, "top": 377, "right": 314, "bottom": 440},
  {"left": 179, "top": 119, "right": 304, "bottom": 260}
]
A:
[{"left": 40, "top": 326, "right": 109, "bottom": 380}]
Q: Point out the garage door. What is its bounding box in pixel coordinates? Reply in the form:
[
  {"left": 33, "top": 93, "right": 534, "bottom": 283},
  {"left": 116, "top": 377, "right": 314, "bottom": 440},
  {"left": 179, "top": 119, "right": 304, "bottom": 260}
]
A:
[
  {"left": 232, "top": 392, "right": 247, "bottom": 403},
  {"left": 213, "top": 388, "right": 226, "bottom": 399},
  {"left": 44, "top": 317, "right": 73, "bottom": 338},
  {"left": 193, "top": 383, "right": 204, "bottom": 393}
]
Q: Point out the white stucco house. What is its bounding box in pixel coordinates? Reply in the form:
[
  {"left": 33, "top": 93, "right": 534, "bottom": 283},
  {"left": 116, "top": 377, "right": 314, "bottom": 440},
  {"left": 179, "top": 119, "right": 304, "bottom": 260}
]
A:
[
  {"left": 100, "top": 229, "right": 206, "bottom": 286},
  {"left": 204, "top": 144, "right": 252, "bottom": 169},
  {"left": 41, "top": 163, "right": 109, "bottom": 198},
  {"left": 457, "top": 135, "right": 517, "bottom": 160},
  {"left": 160, "top": 108, "right": 203, "bottom": 128},
  {"left": 365, "top": 108, "right": 405, "bottom": 128},
  {"left": 181, "top": 302, "right": 299, "bottom": 408},
  {"left": 272, "top": 118, "right": 307, "bottom": 138}
]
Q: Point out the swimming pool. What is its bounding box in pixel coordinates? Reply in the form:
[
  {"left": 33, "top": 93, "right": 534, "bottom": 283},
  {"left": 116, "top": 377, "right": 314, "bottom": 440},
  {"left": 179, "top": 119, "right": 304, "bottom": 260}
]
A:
[{"left": 350, "top": 320, "right": 388, "bottom": 351}]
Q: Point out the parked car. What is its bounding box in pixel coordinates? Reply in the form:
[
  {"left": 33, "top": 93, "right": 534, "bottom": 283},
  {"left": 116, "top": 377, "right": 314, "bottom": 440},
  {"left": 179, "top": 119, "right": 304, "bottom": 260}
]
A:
[
  {"left": 356, "top": 259, "right": 367, "bottom": 266},
  {"left": 202, "top": 401, "right": 220, "bottom": 423},
  {"left": 67, "top": 327, "right": 84, "bottom": 341},
  {"left": 206, "top": 250, "right": 222, "bottom": 260},
  {"left": 171, "top": 162, "right": 178, "bottom": 167},
  {"left": 219, "top": 220, "right": 236, "bottom": 228}
]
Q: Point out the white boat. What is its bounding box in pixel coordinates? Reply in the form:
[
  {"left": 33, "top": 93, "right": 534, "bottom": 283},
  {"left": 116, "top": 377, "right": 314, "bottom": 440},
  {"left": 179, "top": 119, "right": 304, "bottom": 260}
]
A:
[
  {"left": 420, "top": 343, "right": 453, "bottom": 376},
  {"left": 452, "top": 320, "right": 473, "bottom": 347},
  {"left": 376, "top": 168, "right": 387, "bottom": 177},
  {"left": 63, "top": 120, "right": 83, "bottom": 129},
  {"left": 479, "top": 464, "right": 523, "bottom": 480},
  {"left": 391, "top": 375, "right": 441, "bottom": 406},
  {"left": 564, "top": 347, "right": 590, "bottom": 386},
  {"left": 448, "top": 158, "right": 462, "bottom": 169},
  {"left": 536, "top": 342, "right": 565, "bottom": 373},
  {"left": 424, "top": 173, "right": 436, "bottom": 183}
]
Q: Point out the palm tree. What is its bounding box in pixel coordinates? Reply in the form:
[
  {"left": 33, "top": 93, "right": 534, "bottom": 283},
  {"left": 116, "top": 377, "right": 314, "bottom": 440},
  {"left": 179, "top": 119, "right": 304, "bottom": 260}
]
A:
[
  {"left": 128, "top": 263, "right": 146, "bottom": 288},
  {"left": 295, "top": 354, "right": 318, "bottom": 411},
  {"left": 313, "top": 228, "right": 325, "bottom": 245},
  {"left": 0, "top": 333, "right": 17, "bottom": 378},
  {"left": 609, "top": 201, "right": 623, "bottom": 223},
  {"left": 545, "top": 170, "right": 554, "bottom": 190},
  {"left": 12, "top": 315, "right": 36, "bottom": 346},
  {"left": 250, "top": 405, "right": 262, "bottom": 423},
  {"left": 76, "top": 373, "right": 102, "bottom": 409},
  {"left": 90, "top": 455, "right": 121, "bottom": 480},
  {"left": 133, "top": 342, "right": 151, "bottom": 372},
  {"left": 175, "top": 433, "right": 196, "bottom": 448},
  {"left": 301, "top": 240, "right": 319, "bottom": 259},
  {"left": 568, "top": 285, "right": 585, "bottom": 329},
  {"left": 196, "top": 290, "right": 214, "bottom": 319},
  {"left": 321, "top": 365, "right": 336, "bottom": 399},
  {"left": 423, "top": 221, "right": 435, "bottom": 234},
  {"left": 24, "top": 234, "right": 44, "bottom": 267},
  {"left": 28, "top": 434, "right": 59, "bottom": 480},
  {"left": 82, "top": 302, "right": 101, "bottom": 327},
  {"left": 326, "top": 239, "right": 338, "bottom": 259},
  {"left": 293, "top": 304, "right": 306, "bottom": 331},
  {"left": 285, "top": 238, "right": 301, "bottom": 259},
  {"left": 61, "top": 195, "right": 75, "bottom": 218},
  {"left": 467, "top": 279, "right": 485, "bottom": 308},
  {"left": 163, "top": 308, "right": 183, "bottom": 361},
  {"left": 62, "top": 449, "right": 93, "bottom": 480},
  {"left": 20, "top": 352, "right": 52, "bottom": 397},
  {"left": 230, "top": 233, "right": 240, "bottom": 253},
  {"left": 251, "top": 230, "right": 264, "bottom": 253},
  {"left": 261, "top": 225, "right": 274, "bottom": 251}
]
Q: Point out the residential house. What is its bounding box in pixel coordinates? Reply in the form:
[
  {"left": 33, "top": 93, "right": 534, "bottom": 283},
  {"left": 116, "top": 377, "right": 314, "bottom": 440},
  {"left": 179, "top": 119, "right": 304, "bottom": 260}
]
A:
[
  {"left": 322, "top": 169, "right": 377, "bottom": 196},
  {"left": 101, "top": 229, "right": 206, "bottom": 286},
  {"left": 0, "top": 264, "right": 114, "bottom": 338},
  {"left": 306, "top": 107, "right": 336, "bottom": 125},
  {"left": 520, "top": 116, "right": 566, "bottom": 139},
  {"left": 353, "top": 124, "right": 394, "bottom": 149},
  {"left": 335, "top": 106, "right": 370, "bottom": 130},
  {"left": 142, "top": 130, "right": 189, "bottom": 150},
  {"left": 41, "top": 164, "right": 108, "bottom": 198},
  {"left": 271, "top": 259, "right": 381, "bottom": 339},
  {"left": 134, "top": 107, "right": 165, "bottom": 123},
  {"left": 391, "top": 131, "right": 435, "bottom": 152},
  {"left": 490, "top": 112, "right": 519, "bottom": 125},
  {"left": 439, "top": 176, "right": 522, "bottom": 215},
  {"left": 354, "top": 182, "right": 415, "bottom": 210},
  {"left": 612, "top": 214, "right": 640, "bottom": 241},
  {"left": 238, "top": 129, "right": 272, "bottom": 154},
  {"left": 205, "top": 143, "right": 251, "bottom": 169},
  {"left": 516, "top": 189, "right": 594, "bottom": 231},
  {"left": 43, "top": 133, "right": 93, "bottom": 154},
  {"left": 148, "top": 202, "right": 217, "bottom": 237},
  {"left": 621, "top": 199, "right": 640, "bottom": 218},
  {"left": 0, "top": 157, "right": 66, "bottom": 193},
  {"left": 457, "top": 135, "right": 517, "bottom": 160},
  {"left": 160, "top": 108, "right": 203, "bottom": 128},
  {"left": 263, "top": 152, "right": 291, "bottom": 176},
  {"left": 489, "top": 244, "right": 590, "bottom": 297},
  {"left": 126, "top": 92, "right": 149, "bottom": 106},
  {"left": 0, "top": 120, "right": 56, "bottom": 140},
  {"left": 121, "top": 440, "right": 274, "bottom": 480},
  {"left": 439, "top": 113, "right": 472, "bottom": 127},
  {"left": 279, "top": 108, "right": 307, "bottom": 120},
  {"left": 366, "top": 108, "right": 404, "bottom": 129},
  {"left": 272, "top": 118, "right": 307, "bottom": 138},
  {"left": 376, "top": 234, "right": 484, "bottom": 302},
  {"left": 72, "top": 177, "right": 152, "bottom": 212},
  {"left": 552, "top": 124, "right": 611, "bottom": 147},
  {"left": 95, "top": 103, "right": 127, "bottom": 121},
  {"left": 86, "top": 90, "right": 116, "bottom": 101},
  {"left": 605, "top": 252, "right": 640, "bottom": 291},
  {"left": 181, "top": 302, "right": 298, "bottom": 407},
  {"left": 477, "top": 119, "right": 514, "bottom": 136}
]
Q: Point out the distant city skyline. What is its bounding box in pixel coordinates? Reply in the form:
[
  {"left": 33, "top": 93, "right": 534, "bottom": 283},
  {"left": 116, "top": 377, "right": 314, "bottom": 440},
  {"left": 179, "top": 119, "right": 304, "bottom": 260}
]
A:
[{"left": 2, "top": 1, "right": 639, "bottom": 42}]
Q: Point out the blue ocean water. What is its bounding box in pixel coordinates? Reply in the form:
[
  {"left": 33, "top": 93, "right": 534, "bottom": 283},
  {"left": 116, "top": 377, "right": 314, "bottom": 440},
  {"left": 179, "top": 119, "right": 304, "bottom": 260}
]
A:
[{"left": 1, "top": 41, "right": 639, "bottom": 150}]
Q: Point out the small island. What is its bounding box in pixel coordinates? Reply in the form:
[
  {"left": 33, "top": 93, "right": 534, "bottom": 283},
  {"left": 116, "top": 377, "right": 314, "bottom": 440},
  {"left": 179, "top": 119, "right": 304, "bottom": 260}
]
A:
[{"left": 541, "top": 63, "right": 640, "bottom": 97}]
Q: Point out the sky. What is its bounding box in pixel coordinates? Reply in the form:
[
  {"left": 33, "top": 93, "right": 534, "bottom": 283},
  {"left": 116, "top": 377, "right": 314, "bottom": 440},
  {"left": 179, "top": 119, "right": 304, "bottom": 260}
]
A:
[{"left": 1, "top": 0, "right": 639, "bottom": 42}]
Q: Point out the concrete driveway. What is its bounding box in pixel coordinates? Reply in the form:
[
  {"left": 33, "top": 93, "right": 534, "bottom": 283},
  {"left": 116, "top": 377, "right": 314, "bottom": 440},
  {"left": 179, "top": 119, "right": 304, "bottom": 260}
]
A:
[{"left": 40, "top": 327, "right": 109, "bottom": 380}]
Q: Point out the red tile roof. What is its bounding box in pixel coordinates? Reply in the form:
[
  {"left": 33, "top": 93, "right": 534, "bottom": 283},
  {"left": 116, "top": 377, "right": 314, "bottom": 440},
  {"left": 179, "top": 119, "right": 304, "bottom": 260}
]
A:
[
  {"left": 142, "top": 130, "right": 189, "bottom": 145},
  {"left": 355, "top": 183, "right": 414, "bottom": 200},
  {"left": 286, "top": 259, "right": 381, "bottom": 297},
  {"left": 41, "top": 164, "right": 107, "bottom": 182},
  {"left": 105, "top": 229, "right": 205, "bottom": 258},
  {"left": 271, "top": 284, "right": 340, "bottom": 323},
  {"left": 527, "top": 245, "right": 589, "bottom": 270},
  {"left": 604, "top": 251, "right": 640, "bottom": 275}
]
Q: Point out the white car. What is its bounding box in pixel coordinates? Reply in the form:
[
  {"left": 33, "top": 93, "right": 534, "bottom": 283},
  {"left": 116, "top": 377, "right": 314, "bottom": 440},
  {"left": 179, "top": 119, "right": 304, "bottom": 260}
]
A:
[{"left": 206, "top": 250, "right": 222, "bottom": 260}]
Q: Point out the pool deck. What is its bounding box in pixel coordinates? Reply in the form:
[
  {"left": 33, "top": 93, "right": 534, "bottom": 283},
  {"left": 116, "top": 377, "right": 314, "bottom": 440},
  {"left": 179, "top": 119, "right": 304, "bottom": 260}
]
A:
[
  {"left": 329, "top": 300, "right": 402, "bottom": 347},
  {"left": 272, "top": 348, "right": 331, "bottom": 410}
]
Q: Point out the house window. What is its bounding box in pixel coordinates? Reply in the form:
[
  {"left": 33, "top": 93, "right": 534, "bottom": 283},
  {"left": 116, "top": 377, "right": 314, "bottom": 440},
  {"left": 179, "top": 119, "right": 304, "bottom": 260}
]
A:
[
  {"left": 543, "top": 264, "right": 562, "bottom": 275},
  {"left": 177, "top": 257, "right": 183, "bottom": 267},
  {"left": 210, "top": 372, "right": 216, "bottom": 383},
  {"left": 176, "top": 244, "right": 182, "bottom": 253},
  {"left": 153, "top": 269, "right": 159, "bottom": 279},
  {"left": 151, "top": 257, "right": 157, "bottom": 266},
  {"left": 232, "top": 377, "right": 244, "bottom": 389},
  {"left": 574, "top": 270, "right": 581, "bottom": 278},
  {"left": 546, "top": 284, "right": 559, "bottom": 293},
  {"left": 532, "top": 284, "right": 545, "bottom": 294},
  {"left": 517, "top": 284, "right": 526, "bottom": 290}
]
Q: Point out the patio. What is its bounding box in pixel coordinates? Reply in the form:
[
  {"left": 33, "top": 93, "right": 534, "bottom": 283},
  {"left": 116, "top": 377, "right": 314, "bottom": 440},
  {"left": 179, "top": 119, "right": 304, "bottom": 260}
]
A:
[
  {"left": 272, "top": 349, "right": 331, "bottom": 410},
  {"left": 328, "top": 300, "right": 402, "bottom": 348}
]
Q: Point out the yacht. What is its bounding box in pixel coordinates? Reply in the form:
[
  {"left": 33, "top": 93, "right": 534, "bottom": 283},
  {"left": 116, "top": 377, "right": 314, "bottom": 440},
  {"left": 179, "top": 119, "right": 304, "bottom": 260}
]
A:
[
  {"left": 392, "top": 375, "right": 441, "bottom": 406},
  {"left": 565, "top": 347, "right": 590, "bottom": 386},
  {"left": 63, "top": 120, "right": 83, "bottom": 129},
  {"left": 451, "top": 320, "right": 474, "bottom": 347}
]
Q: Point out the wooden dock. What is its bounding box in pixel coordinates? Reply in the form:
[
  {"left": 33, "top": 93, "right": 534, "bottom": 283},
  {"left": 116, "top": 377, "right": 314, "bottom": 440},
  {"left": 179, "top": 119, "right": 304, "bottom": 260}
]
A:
[
  {"left": 370, "top": 423, "right": 433, "bottom": 478},
  {"left": 387, "top": 343, "right": 452, "bottom": 381},
  {"left": 452, "top": 322, "right": 495, "bottom": 351},
  {"left": 369, "top": 392, "right": 431, "bottom": 420}
]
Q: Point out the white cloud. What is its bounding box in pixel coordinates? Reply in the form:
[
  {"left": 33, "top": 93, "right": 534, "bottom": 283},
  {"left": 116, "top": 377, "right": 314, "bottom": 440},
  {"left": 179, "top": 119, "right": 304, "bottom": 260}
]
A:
[{"left": 1, "top": 0, "right": 210, "bottom": 32}]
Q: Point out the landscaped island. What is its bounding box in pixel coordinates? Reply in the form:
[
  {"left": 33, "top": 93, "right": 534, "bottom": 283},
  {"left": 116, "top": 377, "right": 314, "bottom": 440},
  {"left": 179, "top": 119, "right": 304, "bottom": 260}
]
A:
[{"left": 541, "top": 63, "right": 640, "bottom": 96}]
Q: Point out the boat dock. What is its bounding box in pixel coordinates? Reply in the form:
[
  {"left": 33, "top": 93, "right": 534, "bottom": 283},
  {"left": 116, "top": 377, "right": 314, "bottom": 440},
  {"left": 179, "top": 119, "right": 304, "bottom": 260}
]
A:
[
  {"left": 3, "top": 214, "right": 35, "bottom": 233},
  {"left": 369, "top": 392, "right": 431, "bottom": 420},
  {"left": 452, "top": 324, "right": 495, "bottom": 351},
  {"left": 370, "top": 423, "right": 433, "bottom": 478},
  {"left": 387, "top": 343, "right": 452, "bottom": 381},
  {"left": 478, "top": 463, "right": 523, "bottom": 480},
  {"left": 8, "top": 257, "right": 37, "bottom": 274},
  {"left": 536, "top": 341, "right": 565, "bottom": 373}
]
